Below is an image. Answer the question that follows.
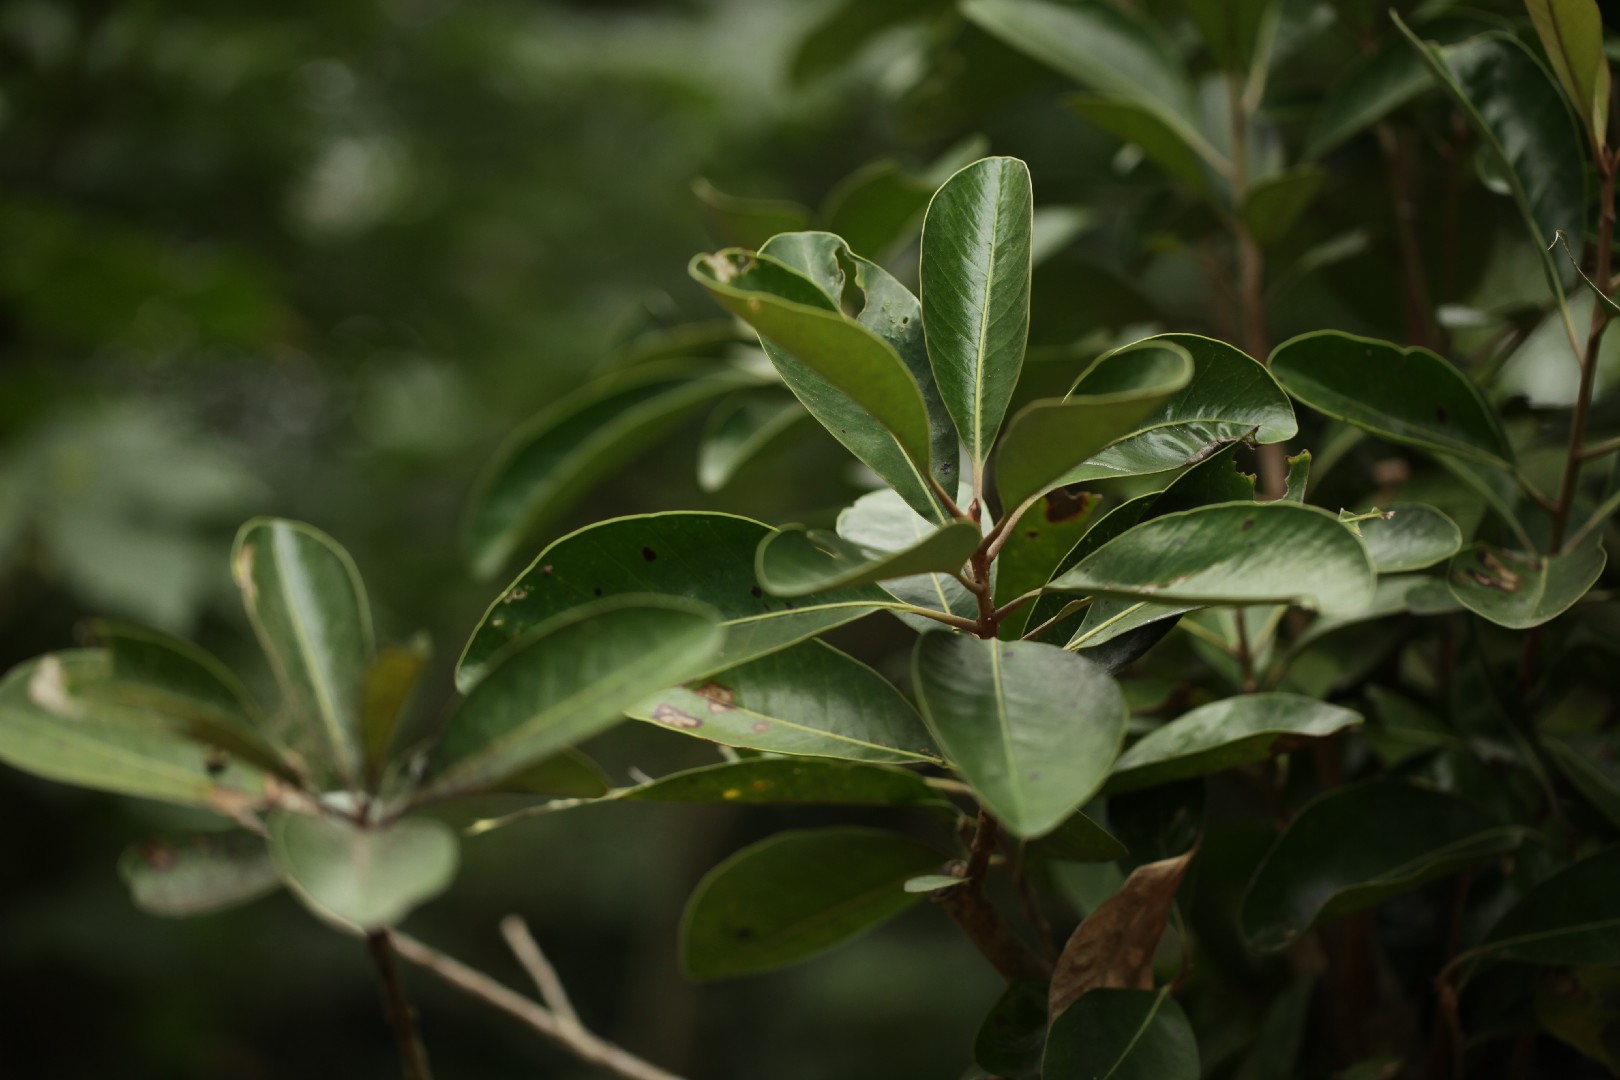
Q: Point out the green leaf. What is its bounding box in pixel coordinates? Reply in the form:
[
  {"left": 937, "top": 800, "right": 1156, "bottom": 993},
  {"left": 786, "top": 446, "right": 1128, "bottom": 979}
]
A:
[
  {"left": 994, "top": 491, "right": 1105, "bottom": 639},
  {"left": 89, "top": 619, "right": 289, "bottom": 777},
  {"left": 360, "top": 639, "right": 430, "bottom": 785},
  {"left": 1063, "top": 334, "right": 1295, "bottom": 483},
  {"left": 822, "top": 159, "right": 935, "bottom": 259},
  {"left": 789, "top": 0, "right": 943, "bottom": 87},
  {"left": 691, "top": 249, "right": 938, "bottom": 498},
  {"left": 1397, "top": 21, "right": 1588, "bottom": 296},
  {"left": 1544, "top": 733, "right": 1620, "bottom": 832},
  {"left": 1239, "top": 780, "right": 1524, "bottom": 951},
  {"left": 1475, "top": 847, "right": 1620, "bottom": 966},
  {"left": 755, "top": 521, "right": 982, "bottom": 598},
  {"left": 1043, "top": 988, "right": 1200, "bottom": 1080},
  {"left": 691, "top": 177, "right": 810, "bottom": 249},
  {"left": 975, "top": 980, "right": 1048, "bottom": 1079},
  {"left": 1271, "top": 330, "right": 1513, "bottom": 468},
  {"left": 1525, "top": 0, "right": 1611, "bottom": 153},
  {"left": 464, "top": 363, "right": 756, "bottom": 579},
  {"left": 427, "top": 598, "right": 722, "bottom": 796},
  {"left": 1027, "top": 810, "right": 1129, "bottom": 863},
  {"left": 1065, "top": 94, "right": 1214, "bottom": 194},
  {"left": 836, "top": 490, "right": 980, "bottom": 630},
  {"left": 920, "top": 156, "right": 1034, "bottom": 468},
  {"left": 1283, "top": 451, "right": 1311, "bottom": 503},
  {"left": 1304, "top": 41, "right": 1431, "bottom": 160},
  {"left": 1184, "top": 0, "right": 1273, "bottom": 73},
  {"left": 627, "top": 639, "right": 939, "bottom": 764},
  {"left": 696, "top": 394, "right": 805, "bottom": 492},
  {"left": 120, "top": 833, "right": 281, "bottom": 918},
  {"left": 232, "top": 518, "right": 373, "bottom": 785},
  {"left": 1107, "top": 694, "right": 1363, "bottom": 794},
  {"left": 1243, "top": 167, "right": 1324, "bottom": 248},
  {"left": 1352, "top": 503, "right": 1462, "bottom": 573},
  {"left": 1445, "top": 533, "right": 1606, "bottom": 629},
  {"left": 457, "top": 513, "right": 889, "bottom": 691},
  {"left": 994, "top": 341, "right": 1193, "bottom": 511},
  {"left": 267, "top": 812, "right": 459, "bottom": 930},
  {"left": 680, "top": 827, "right": 942, "bottom": 979},
  {"left": 487, "top": 749, "right": 612, "bottom": 798},
  {"left": 1049, "top": 502, "right": 1377, "bottom": 617},
  {"left": 912, "top": 633, "right": 1126, "bottom": 838},
  {"left": 621, "top": 758, "right": 944, "bottom": 808},
  {"left": 0, "top": 651, "right": 272, "bottom": 811}
]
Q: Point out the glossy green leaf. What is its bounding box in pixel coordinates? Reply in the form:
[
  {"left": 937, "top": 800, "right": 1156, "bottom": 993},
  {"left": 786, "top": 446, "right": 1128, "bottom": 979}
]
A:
[
  {"left": 756, "top": 233, "right": 960, "bottom": 520},
  {"left": 1065, "top": 94, "right": 1213, "bottom": 194},
  {"left": 691, "top": 177, "right": 810, "bottom": 249},
  {"left": 975, "top": 979, "right": 1048, "bottom": 1079},
  {"left": 622, "top": 758, "right": 943, "bottom": 808},
  {"left": 1353, "top": 503, "right": 1462, "bottom": 573},
  {"left": 1475, "top": 847, "right": 1620, "bottom": 966},
  {"left": 912, "top": 633, "right": 1126, "bottom": 838},
  {"left": 1050, "top": 502, "right": 1376, "bottom": 617},
  {"left": 1283, "top": 451, "right": 1310, "bottom": 502},
  {"left": 1043, "top": 989, "right": 1199, "bottom": 1080},
  {"left": 680, "top": 827, "right": 943, "bottom": 979},
  {"left": 457, "top": 513, "right": 889, "bottom": 691},
  {"left": 1399, "top": 21, "right": 1588, "bottom": 295},
  {"left": 120, "top": 833, "right": 281, "bottom": 918},
  {"left": 1027, "top": 810, "right": 1129, "bottom": 863},
  {"left": 1107, "top": 694, "right": 1363, "bottom": 794},
  {"left": 696, "top": 394, "right": 805, "bottom": 492},
  {"left": 1305, "top": 41, "right": 1431, "bottom": 160},
  {"left": 755, "top": 520, "right": 981, "bottom": 598},
  {"left": 836, "top": 489, "right": 980, "bottom": 629},
  {"left": 1545, "top": 733, "right": 1620, "bottom": 832},
  {"left": 994, "top": 342, "right": 1193, "bottom": 511},
  {"left": 0, "top": 651, "right": 272, "bottom": 811},
  {"left": 821, "top": 159, "right": 934, "bottom": 259},
  {"left": 1272, "top": 330, "right": 1512, "bottom": 467},
  {"left": 1243, "top": 167, "right": 1324, "bottom": 247},
  {"left": 628, "top": 639, "right": 939, "bottom": 764},
  {"left": 691, "top": 248, "right": 937, "bottom": 498},
  {"left": 427, "top": 598, "right": 722, "bottom": 796},
  {"left": 994, "top": 490, "right": 1105, "bottom": 639},
  {"left": 267, "top": 812, "right": 458, "bottom": 930},
  {"left": 1525, "top": 0, "right": 1610, "bottom": 152},
  {"left": 1445, "top": 533, "right": 1606, "bottom": 629},
  {"left": 464, "top": 363, "right": 756, "bottom": 579},
  {"left": 1063, "top": 335, "right": 1295, "bottom": 483},
  {"left": 920, "top": 156, "right": 1033, "bottom": 467},
  {"left": 232, "top": 518, "right": 373, "bottom": 784},
  {"left": 1240, "top": 780, "right": 1524, "bottom": 951}
]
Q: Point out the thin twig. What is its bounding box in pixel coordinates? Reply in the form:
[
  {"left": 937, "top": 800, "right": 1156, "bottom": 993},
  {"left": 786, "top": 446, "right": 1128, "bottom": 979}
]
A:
[
  {"left": 365, "top": 930, "right": 435, "bottom": 1080},
  {"left": 389, "top": 930, "right": 687, "bottom": 1080},
  {"left": 500, "top": 916, "right": 582, "bottom": 1029}
]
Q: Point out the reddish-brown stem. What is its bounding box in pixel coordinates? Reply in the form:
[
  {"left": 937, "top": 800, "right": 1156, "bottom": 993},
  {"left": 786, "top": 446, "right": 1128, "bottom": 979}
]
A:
[{"left": 366, "top": 930, "right": 434, "bottom": 1080}]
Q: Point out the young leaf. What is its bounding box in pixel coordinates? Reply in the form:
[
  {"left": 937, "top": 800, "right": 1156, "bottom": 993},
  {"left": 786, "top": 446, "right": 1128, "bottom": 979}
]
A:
[
  {"left": 267, "top": 812, "right": 459, "bottom": 930},
  {"left": 232, "top": 518, "right": 374, "bottom": 785},
  {"left": 1048, "top": 502, "right": 1377, "bottom": 617},
  {"left": 360, "top": 639, "right": 430, "bottom": 784},
  {"left": 680, "top": 827, "right": 943, "bottom": 979},
  {"left": 426, "top": 598, "right": 722, "bottom": 797},
  {"left": 1474, "top": 847, "right": 1620, "bottom": 966},
  {"left": 0, "top": 651, "right": 272, "bottom": 811},
  {"left": 1043, "top": 989, "right": 1200, "bottom": 1080},
  {"left": 1353, "top": 503, "right": 1462, "bottom": 573},
  {"left": 1524, "top": 0, "right": 1611, "bottom": 153},
  {"left": 754, "top": 521, "right": 982, "bottom": 598},
  {"left": 994, "top": 341, "right": 1193, "bottom": 511},
  {"left": 1049, "top": 849, "right": 1194, "bottom": 1020},
  {"left": 836, "top": 489, "right": 980, "bottom": 630},
  {"left": 912, "top": 633, "right": 1127, "bottom": 838},
  {"left": 1063, "top": 335, "right": 1295, "bottom": 483},
  {"left": 1107, "top": 694, "right": 1363, "bottom": 794},
  {"left": 1271, "top": 330, "right": 1512, "bottom": 467},
  {"left": 1446, "top": 533, "right": 1606, "bottom": 629},
  {"left": 1240, "top": 780, "right": 1524, "bottom": 951},
  {"left": 120, "top": 833, "right": 281, "bottom": 918},
  {"left": 626, "top": 639, "right": 940, "bottom": 765},
  {"left": 691, "top": 249, "right": 937, "bottom": 493},
  {"left": 463, "top": 363, "right": 757, "bottom": 579},
  {"left": 621, "top": 758, "right": 944, "bottom": 808},
  {"left": 696, "top": 394, "right": 805, "bottom": 492},
  {"left": 920, "top": 156, "right": 1034, "bottom": 469},
  {"left": 993, "top": 490, "right": 1104, "bottom": 639},
  {"left": 457, "top": 513, "right": 889, "bottom": 691}
]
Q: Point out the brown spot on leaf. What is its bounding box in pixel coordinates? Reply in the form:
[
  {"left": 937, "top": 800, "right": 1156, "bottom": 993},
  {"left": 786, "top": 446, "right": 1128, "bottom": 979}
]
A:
[
  {"left": 1241, "top": 518, "right": 1255, "bottom": 532},
  {"left": 203, "top": 748, "right": 230, "bottom": 777},
  {"left": 1435, "top": 406, "right": 1450, "bottom": 426},
  {"left": 592, "top": 587, "right": 604, "bottom": 597},
  {"left": 750, "top": 585, "right": 763, "bottom": 598},
  {"left": 651, "top": 704, "right": 702, "bottom": 730},
  {"left": 692, "top": 682, "right": 735, "bottom": 712},
  {"left": 139, "top": 841, "right": 179, "bottom": 871},
  {"left": 1048, "top": 846, "right": 1197, "bottom": 1022},
  {"left": 1043, "top": 489, "right": 1098, "bottom": 523},
  {"left": 751, "top": 721, "right": 770, "bottom": 733},
  {"left": 539, "top": 565, "right": 554, "bottom": 576},
  {"left": 641, "top": 547, "right": 658, "bottom": 562}
]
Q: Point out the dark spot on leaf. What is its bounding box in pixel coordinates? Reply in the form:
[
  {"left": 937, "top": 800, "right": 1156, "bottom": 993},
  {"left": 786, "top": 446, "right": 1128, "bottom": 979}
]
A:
[
  {"left": 641, "top": 547, "right": 657, "bottom": 561},
  {"left": 1241, "top": 519, "right": 1254, "bottom": 532},
  {"left": 733, "top": 926, "right": 756, "bottom": 941},
  {"left": 1025, "top": 529, "right": 1040, "bottom": 539},
  {"left": 592, "top": 587, "right": 603, "bottom": 597},
  {"left": 540, "top": 565, "right": 554, "bottom": 576},
  {"left": 1043, "top": 489, "right": 1096, "bottom": 523},
  {"left": 203, "top": 749, "right": 230, "bottom": 777},
  {"left": 940, "top": 462, "right": 953, "bottom": 474},
  {"left": 784, "top": 601, "right": 797, "bottom": 610},
  {"left": 1435, "top": 406, "right": 1449, "bottom": 425},
  {"left": 651, "top": 704, "right": 702, "bottom": 730},
  {"left": 750, "top": 585, "right": 763, "bottom": 598},
  {"left": 693, "top": 682, "right": 735, "bottom": 713}
]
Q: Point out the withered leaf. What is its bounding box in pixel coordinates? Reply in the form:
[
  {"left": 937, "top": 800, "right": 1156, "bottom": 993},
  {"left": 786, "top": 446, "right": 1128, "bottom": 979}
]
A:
[{"left": 1048, "top": 847, "right": 1195, "bottom": 1022}]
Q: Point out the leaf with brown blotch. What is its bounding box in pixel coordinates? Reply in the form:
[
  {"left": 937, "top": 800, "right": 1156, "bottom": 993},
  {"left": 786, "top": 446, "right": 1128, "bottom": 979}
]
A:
[{"left": 1048, "top": 847, "right": 1195, "bottom": 1022}]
